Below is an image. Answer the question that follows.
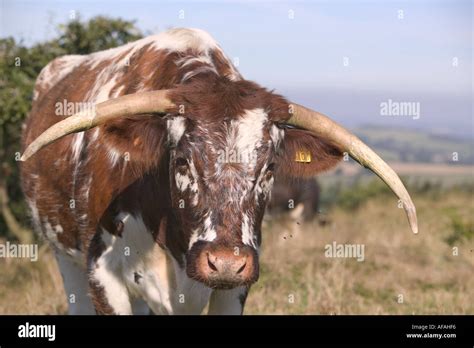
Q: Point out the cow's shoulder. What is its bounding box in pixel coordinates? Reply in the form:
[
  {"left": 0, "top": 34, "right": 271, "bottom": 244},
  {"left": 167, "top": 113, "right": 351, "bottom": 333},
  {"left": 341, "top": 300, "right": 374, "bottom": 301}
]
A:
[{"left": 33, "top": 54, "right": 85, "bottom": 102}]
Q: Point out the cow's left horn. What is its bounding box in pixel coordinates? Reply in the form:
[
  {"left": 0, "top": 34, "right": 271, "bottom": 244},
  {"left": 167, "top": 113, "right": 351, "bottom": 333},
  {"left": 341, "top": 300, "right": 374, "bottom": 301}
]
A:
[
  {"left": 287, "top": 103, "right": 418, "bottom": 234},
  {"left": 20, "top": 90, "right": 175, "bottom": 161}
]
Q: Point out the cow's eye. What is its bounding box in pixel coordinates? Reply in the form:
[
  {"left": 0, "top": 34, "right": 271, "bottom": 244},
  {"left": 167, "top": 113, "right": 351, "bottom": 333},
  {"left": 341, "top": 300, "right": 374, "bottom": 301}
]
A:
[
  {"left": 266, "top": 163, "right": 275, "bottom": 172},
  {"left": 264, "top": 163, "right": 275, "bottom": 180},
  {"left": 175, "top": 157, "right": 188, "bottom": 167}
]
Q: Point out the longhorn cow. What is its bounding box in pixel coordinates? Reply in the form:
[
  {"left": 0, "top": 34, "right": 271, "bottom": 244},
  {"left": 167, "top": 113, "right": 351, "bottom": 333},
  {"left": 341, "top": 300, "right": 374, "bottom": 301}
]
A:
[{"left": 20, "top": 28, "right": 417, "bottom": 315}]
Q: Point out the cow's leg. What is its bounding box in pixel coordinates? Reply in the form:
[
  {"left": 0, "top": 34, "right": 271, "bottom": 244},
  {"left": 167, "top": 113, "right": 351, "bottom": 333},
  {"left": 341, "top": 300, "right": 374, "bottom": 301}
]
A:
[
  {"left": 87, "top": 232, "right": 133, "bottom": 315},
  {"left": 55, "top": 252, "right": 95, "bottom": 315},
  {"left": 207, "top": 286, "right": 249, "bottom": 315},
  {"left": 88, "top": 256, "right": 133, "bottom": 314},
  {"left": 131, "top": 298, "right": 152, "bottom": 315},
  {"left": 134, "top": 257, "right": 212, "bottom": 315}
]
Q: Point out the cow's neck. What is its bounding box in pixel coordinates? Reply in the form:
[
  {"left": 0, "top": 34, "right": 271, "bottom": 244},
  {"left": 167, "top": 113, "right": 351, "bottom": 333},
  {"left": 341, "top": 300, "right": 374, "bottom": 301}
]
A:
[{"left": 96, "top": 155, "right": 187, "bottom": 266}]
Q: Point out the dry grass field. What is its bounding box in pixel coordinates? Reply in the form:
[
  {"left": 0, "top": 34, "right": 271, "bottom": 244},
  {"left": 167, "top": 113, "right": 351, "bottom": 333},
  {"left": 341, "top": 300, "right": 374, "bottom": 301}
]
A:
[
  {"left": 0, "top": 182, "right": 472, "bottom": 314},
  {"left": 248, "top": 188, "right": 473, "bottom": 314}
]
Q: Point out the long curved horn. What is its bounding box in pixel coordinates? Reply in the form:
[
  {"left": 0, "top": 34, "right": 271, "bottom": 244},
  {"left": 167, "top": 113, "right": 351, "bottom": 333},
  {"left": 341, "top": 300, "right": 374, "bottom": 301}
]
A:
[
  {"left": 20, "top": 90, "right": 175, "bottom": 161},
  {"left": 288, "top": 103, "right": 418, "bottom": 234}
]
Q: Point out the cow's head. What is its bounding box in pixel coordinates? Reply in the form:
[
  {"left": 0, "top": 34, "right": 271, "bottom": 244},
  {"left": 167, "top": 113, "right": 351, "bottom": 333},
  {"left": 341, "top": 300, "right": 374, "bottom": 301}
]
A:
[
  {"left": 162, "top": 75, "right": 343, "bottom": 288},
  {"left": 21, "top": 74, "right": 418, "bottom": 290}
]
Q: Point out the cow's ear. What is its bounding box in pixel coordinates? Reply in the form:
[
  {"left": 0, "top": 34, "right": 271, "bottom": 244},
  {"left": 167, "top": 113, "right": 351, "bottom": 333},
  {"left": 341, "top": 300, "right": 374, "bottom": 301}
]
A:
[
  {"left": 276, "top": 128, "right": 343, "bottom": 178},
  {"left": 101, "top": 116, "right": 168, "bottom": 170}
]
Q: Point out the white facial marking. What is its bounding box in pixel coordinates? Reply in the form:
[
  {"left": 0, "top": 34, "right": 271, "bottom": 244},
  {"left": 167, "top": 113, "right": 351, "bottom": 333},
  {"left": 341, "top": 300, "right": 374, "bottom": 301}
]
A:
[
  {"left": 188, "top": 229, "right": 200, "bottom": 250},
  {"left": 262, "top": 175, "right": 275, "bottom": 197},
  {"left": 174, "top": 154, "right": 199, "bottom": 207},
  {"left": 241, "top": 214, "right": 257, "bottom": 248},
  {"left": 203, "top": 215, "right": 217, "bottom": 241},
  {"left": 191, "top": 193, "right": 199, "bottom": 207},
  {"left": 210, "top": 108, "right": 271, "bottom": 205},
  {"left": 234, "top": 108, "right": 267, "bottom": 169},
  {"left": 175, "top": 172, "right": 191, "bottom": 192},
  {"left": 167, "top": 116, "right": 187, "bottom": 146},
  {"left": 188, "top": 213, "right": 217, "bottom": 250},
  {"left": 255, "top": 163, "right": 275, "bottom": 203},
  {"left": 270, "top": 124, "right": 284, "bottom": 149},
  {"left": 188, "top": 160, "right": 199, "bottom": 193},
  {"left": 214, "top": 108, "right": 268, "bottom": 178}
]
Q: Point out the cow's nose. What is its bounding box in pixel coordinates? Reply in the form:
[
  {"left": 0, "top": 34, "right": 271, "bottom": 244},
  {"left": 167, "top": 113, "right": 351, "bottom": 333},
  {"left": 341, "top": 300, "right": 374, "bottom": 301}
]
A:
[
  {"left": 195, "top": 246, "right": 258, "bottom": 288},
  {"left": 206, "top": 251, "right": 248, "bottom": 276}
]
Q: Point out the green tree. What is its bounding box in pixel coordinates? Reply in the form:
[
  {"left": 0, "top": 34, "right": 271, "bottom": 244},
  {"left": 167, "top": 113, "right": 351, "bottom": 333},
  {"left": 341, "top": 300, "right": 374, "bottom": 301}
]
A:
[
  {"left": 0, "top": 16, "right": 142, "bottom": 242},
  {"left": 57, "top": 16, "right": 142, "bottom": 54}
]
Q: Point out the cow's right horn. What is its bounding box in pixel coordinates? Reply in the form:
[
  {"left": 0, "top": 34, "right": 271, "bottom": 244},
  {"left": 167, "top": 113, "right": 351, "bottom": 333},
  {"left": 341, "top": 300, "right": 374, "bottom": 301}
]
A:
[
  {"left": 20, "top": 90, "right": 175, "bottom": 161},
  {"left": 287, "top": 103, "right": 418, "bottom": 235}
]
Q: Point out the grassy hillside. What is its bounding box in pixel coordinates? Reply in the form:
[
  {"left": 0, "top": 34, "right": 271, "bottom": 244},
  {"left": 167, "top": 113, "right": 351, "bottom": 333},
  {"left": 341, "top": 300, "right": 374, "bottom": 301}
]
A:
[
  {"left": 354, "top": 126, "right": 473, "bottom": 164},
  {"left": 247, "top": 183, "right": 473, "bottom": 314}
]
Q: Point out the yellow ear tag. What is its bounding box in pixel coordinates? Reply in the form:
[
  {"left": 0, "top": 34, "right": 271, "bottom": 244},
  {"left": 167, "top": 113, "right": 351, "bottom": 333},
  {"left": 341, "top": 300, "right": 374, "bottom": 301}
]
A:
[{"left": 295, "top": 150, "right": 311, "bottom": 163}]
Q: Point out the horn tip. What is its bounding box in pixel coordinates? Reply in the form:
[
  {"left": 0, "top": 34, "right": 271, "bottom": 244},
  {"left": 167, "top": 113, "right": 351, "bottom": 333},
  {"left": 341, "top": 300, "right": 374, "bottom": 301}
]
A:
[
  {"left": 19, "top": 151, "right": 32, "bottom": 162},
  {"left": 405, "top": 205, "right": 418, "bottom": 234}
]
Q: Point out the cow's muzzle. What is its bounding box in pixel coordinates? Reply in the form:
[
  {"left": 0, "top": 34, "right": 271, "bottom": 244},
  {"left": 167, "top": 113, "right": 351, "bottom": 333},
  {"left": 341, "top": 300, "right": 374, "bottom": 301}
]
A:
[{"left": 186, "top": 242, "right": 259, "bottom": 289}]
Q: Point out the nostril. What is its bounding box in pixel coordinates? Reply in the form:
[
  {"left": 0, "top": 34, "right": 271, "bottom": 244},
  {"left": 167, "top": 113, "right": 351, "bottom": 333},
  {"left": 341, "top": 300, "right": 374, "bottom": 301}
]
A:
[
  {"left": 207, "top": 256, "right": 218, "bottom": 272},
  {"left": 236, "top": 262, "right": 247, "bottom": 275}
]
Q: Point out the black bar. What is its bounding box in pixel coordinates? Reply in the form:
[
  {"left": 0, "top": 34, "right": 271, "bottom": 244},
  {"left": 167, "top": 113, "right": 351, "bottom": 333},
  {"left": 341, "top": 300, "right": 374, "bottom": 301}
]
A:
[{"left": 0, "top": 315, "right": 472, "bottom": 347}]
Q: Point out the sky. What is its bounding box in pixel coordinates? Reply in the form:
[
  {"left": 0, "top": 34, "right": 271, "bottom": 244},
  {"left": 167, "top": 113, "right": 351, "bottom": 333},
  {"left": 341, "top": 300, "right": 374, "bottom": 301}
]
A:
[{"left": 1, "top": 0, "right": 472, "bottom": 137}]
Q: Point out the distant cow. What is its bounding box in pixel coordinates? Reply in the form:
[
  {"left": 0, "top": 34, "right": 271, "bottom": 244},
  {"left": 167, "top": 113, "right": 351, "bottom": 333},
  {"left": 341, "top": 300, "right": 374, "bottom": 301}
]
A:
[
  {"left": 20, "top": 28, "right": 417, "bottom": 315},
  {"left": 268, "top": 178, "right": 320, "bottom": 221}
]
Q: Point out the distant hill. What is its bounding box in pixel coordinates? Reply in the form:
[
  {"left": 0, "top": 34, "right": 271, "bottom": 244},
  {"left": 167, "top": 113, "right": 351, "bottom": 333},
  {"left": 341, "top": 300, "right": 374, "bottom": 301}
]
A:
[{"left": 353, "top": 125, "right": 473, "bottom": 165}]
